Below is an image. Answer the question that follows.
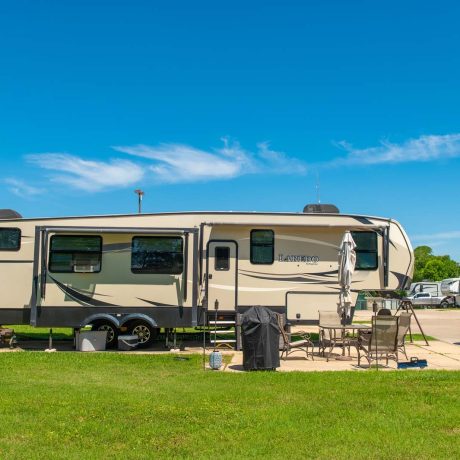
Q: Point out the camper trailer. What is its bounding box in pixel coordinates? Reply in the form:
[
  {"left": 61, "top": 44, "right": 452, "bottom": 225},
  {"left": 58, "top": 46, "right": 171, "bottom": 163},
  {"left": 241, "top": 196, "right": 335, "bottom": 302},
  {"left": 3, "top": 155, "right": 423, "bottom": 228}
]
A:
[
  {"left": 0, "top": 206, "right": 414, "bottom": 347},
  {"left": 441, "top": 278, "right": 460, "bottom": 306},
  {"left": 408, "top": 281, "right": 442, "bottom": 297}
]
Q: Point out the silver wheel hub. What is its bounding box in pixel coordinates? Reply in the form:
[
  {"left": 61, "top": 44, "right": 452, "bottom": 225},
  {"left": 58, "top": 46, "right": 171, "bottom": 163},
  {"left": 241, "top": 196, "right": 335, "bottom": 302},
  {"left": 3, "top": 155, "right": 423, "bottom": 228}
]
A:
[{"left": 133, "top": 325, "right": 151, "bottom": 343}]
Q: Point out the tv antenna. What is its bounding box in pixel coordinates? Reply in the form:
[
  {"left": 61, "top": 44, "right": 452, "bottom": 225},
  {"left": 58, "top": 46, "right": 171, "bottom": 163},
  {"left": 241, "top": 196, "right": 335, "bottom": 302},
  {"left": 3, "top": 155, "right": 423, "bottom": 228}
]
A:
[{"left": 315, "top": 172, "right": 321, "bottom": 204}]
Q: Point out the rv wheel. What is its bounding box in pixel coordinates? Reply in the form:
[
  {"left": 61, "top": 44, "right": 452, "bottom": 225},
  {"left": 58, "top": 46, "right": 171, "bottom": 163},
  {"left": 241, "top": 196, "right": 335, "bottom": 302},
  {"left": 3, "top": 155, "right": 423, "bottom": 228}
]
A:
[
  {"left": 129, "top": 321, "right": 158, "bottom": 348},
  {"left": 92, "top": 322, "right": 118, "bottom": 348}
]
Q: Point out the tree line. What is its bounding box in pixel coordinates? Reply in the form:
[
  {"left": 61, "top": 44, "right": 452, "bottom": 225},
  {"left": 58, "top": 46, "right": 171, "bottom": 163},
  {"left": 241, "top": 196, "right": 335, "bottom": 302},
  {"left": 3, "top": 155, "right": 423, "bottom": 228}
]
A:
[{"left": 413, "top": 246, "right": 459, "bottom": 282}]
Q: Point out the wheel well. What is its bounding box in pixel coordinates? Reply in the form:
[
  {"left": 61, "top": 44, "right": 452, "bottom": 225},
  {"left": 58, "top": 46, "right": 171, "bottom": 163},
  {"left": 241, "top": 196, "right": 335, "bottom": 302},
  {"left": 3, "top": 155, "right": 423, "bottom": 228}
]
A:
[
  {"left": 81, "top": 314, "right": 120, "bottom": 329},
  {"left": 119, "top": 314, "right": 157, "bottom": 329}
]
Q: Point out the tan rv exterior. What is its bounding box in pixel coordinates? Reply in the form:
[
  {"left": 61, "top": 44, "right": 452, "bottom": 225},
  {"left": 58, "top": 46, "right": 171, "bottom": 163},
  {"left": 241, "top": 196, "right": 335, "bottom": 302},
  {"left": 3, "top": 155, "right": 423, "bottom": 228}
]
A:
[{"left": 0, "top": 210, "right": 413, "bottom": 343}]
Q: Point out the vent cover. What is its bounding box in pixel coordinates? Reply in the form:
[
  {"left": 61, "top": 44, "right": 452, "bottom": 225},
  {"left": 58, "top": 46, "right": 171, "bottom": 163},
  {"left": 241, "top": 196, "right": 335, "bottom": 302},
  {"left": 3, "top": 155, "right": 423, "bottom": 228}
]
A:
[
  {"left": 0, "top": 209, "right": 22, "bottom": 219},
  {"left": 303, "top": 204, "right": 339, "bottom": 214}
]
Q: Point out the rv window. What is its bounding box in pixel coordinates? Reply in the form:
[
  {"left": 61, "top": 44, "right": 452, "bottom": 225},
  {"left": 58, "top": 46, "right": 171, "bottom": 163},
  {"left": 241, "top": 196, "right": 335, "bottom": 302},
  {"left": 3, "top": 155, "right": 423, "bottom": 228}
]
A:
[
  {"left": 215, "top": 246, "right": 230, "bottom": 271},
  {"left": 49, "top": 235, "right": 102, "bottom": 273},
  {"left": 351, "top": 231, "right": 378, "bottom": 270},
  {"left": 0, "top": 228, "right": 21, "bottom": 251},
  {"left": 131, "top": 236, "right": 183, "bottom": 274},
  {"left": 250, "top": 230, "right": 274, "bottom": 264}
]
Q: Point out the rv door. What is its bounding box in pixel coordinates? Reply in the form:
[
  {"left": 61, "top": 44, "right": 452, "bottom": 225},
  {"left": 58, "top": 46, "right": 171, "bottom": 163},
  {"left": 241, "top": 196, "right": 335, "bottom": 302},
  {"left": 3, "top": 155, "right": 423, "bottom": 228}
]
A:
[{"left": 207, "top": 241, "right": 237, "bottom": 310}]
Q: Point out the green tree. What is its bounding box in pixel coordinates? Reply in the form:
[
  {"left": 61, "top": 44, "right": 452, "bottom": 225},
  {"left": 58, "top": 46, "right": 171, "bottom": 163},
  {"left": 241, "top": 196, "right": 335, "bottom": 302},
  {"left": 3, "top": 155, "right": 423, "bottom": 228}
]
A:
[
  {"left": 413, "top": 246, "right": 433, "bottom": 281},
  {"left": 412, "top": 246, "right": 459, "bottom": 282}
]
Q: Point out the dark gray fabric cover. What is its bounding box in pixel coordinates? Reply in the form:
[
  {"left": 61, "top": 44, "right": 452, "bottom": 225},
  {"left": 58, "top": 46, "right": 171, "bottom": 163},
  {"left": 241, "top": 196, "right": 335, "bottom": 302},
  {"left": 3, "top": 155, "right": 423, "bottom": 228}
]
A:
[
  {"left": 241, "top": 306, "right": 280, "bottom": 370},
  {"left": 0, "top": 209, "right": 22, "bottom": 219}
]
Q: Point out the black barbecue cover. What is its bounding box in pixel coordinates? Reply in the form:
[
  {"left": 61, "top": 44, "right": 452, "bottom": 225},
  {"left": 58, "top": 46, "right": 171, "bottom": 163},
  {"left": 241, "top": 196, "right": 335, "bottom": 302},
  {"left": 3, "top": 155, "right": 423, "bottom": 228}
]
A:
[{"left": 241, "top": 307, "right": 280, "bottom": 370}]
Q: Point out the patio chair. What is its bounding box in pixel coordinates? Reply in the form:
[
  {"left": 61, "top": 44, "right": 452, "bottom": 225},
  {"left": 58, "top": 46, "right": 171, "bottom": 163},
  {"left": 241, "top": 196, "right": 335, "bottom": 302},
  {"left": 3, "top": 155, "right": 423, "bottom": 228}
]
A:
[
  {"left": 277, "top": 315, "right": 314, "bottom": 360},
  {"left": 356, "top": 316, "right": 399, "bottom": 368},
  {"left": 396, "top": 312, "right": 412, "bottom": 359},
  {"left": 318, "top": 311, "right": 352, "bottom": 361}
]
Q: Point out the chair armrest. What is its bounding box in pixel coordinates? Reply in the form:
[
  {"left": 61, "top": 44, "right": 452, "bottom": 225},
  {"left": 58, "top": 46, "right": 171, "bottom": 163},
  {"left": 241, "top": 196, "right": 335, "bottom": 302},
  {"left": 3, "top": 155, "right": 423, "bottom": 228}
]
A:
[{"left": 358, "top": 329, "right": 371, "bottom": 342}]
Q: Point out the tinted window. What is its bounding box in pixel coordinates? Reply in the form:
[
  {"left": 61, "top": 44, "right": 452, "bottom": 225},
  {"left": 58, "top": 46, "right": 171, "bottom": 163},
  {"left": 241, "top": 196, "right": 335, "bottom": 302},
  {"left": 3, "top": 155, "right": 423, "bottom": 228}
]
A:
[
  {"left": 131, "top": 236, "right": 183, "bottom": 274},
  {"left": 351, "top": 231, "right": 378, "bottom": 270},
  {"left": 215, "top": 246, "right": 230, "bottom": 271},
  {"left": 0, "top": 228, "right": 21, "bottom": 251},
  {"left": 49, "top": 235, "right": 102, "bottom": 273},
  {"left": 250, "top": 230, "right": 274, "bottom": 264}
]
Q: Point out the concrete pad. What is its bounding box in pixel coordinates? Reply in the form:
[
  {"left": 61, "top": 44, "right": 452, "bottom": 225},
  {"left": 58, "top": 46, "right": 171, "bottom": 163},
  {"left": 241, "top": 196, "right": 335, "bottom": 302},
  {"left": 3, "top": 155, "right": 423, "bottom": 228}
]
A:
[{"left": 225, "top": 340, "right": 460, "bottom": 372}]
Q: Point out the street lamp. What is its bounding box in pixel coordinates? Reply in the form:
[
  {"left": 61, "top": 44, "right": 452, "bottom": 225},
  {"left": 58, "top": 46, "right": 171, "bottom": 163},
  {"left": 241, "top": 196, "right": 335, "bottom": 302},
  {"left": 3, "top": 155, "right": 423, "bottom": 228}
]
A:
[{"left": 134, "top": 189, "right": 144, "bottom": 214}]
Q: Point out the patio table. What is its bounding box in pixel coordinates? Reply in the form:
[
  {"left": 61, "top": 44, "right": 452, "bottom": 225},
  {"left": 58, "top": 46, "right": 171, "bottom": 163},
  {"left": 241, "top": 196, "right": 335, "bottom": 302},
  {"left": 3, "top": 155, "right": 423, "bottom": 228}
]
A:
[{"left": 319, "top": 324, "right": 371, "bottom": 359}]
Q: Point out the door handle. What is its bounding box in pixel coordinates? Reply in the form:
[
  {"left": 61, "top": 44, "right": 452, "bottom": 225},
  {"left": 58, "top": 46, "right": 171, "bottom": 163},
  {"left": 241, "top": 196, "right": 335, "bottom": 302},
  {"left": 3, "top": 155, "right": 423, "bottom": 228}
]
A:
[{"left": 208, "top": 274, "right": 213, "bottom": 279}]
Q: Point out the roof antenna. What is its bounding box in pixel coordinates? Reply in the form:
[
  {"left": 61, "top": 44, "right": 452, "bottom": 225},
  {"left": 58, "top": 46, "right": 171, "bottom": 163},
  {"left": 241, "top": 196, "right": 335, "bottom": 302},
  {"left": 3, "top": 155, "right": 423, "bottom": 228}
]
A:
[{"left": 315, "top": 171, "right": 321, "bottom": 204}]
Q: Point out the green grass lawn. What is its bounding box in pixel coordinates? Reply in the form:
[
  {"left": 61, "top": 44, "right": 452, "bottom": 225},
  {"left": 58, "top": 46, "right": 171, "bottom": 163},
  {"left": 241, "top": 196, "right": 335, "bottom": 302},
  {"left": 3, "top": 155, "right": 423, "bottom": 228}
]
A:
[
  {"left": 5, "top": 324, "right": 76, "bottom": 340},
  {"left": 5, "top": 325, "right": 212, "bottom": 342},
  {"left": 0, "top": 353, "right": 459, "bottom": 459}
]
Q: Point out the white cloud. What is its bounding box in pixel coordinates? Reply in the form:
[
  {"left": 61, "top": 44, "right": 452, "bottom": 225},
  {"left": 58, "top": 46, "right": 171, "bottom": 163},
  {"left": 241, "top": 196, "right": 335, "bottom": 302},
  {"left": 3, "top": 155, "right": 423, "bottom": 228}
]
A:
[
  {"left": 412, "top": 230, "right": 460, "bottom": 242},
  {"left": 26, "top": 153, "right": 144, "bottom": 192},
  {"left": 114, "top": 139, "right": 307, "bottom": 183},
  {"left": 330, "top": 133, "right": 460, "bottom": 166},
  {"left": 4, "top": 178, "right": 45, "bottom": 198},
  {"left": 411, "top": 230, "right": 460, "bottom": 256}
]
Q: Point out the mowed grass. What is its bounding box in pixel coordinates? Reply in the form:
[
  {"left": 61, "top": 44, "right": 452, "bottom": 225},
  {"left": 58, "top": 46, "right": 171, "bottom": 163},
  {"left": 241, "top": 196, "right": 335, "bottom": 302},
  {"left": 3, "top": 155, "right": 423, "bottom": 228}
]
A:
[{"left": 0, "top": 353, "right": 459, "bottom": 459}]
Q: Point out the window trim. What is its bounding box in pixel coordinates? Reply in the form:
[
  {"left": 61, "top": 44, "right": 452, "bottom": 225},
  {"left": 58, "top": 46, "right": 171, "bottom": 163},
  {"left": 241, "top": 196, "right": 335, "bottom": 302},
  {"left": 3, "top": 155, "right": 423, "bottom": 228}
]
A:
[
  {"left": 250, "top": 229, "right": 275, "bottom": 265},
  {"left": 131, "top": 235, "right": 184, "bottom": 275},
  {"left": 0, "top": 227, "right": 21, "bottom": 251},
  {"left": 48, "top": 235, "right": 103, "bottom": 273},
  {"left": 214, "top": 246, "right": 230, "bottom": 271},
  {"left": 351, "top": 231, "right": 378, "bottom": 271}
]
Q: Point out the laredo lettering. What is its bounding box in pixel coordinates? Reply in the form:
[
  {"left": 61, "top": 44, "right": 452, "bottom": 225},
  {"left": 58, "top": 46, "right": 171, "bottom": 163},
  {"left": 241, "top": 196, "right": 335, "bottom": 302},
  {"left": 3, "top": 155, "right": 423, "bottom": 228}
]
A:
[{"left": 278, "top": 254, "right": 319, "bottom": 264}]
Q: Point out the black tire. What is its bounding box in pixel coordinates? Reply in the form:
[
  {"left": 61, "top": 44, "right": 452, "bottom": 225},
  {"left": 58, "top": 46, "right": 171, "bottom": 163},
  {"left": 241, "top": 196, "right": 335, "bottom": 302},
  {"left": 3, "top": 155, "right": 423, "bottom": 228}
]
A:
[
  {"left": 440, "top": 301, "right": 449, "bottom": 308},
  {"left": 92, "top": 321, "right": 118, "bottom": 348},
  {"left": 128, "top": 320, "right": 158, "bottom": 348}
]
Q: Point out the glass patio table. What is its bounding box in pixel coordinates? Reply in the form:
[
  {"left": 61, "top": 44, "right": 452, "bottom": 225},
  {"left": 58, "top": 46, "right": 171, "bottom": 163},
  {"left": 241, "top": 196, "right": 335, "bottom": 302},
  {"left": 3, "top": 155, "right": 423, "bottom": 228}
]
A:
[{"left": 319, "top": 324, "right": 371, "bottom": 359}]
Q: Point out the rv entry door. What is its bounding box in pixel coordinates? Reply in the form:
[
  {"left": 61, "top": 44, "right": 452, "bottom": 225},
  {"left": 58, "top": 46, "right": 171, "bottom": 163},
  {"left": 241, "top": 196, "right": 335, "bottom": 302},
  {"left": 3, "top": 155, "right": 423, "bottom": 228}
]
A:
[{"left": 207, "top": 241, "right": 237, "bottom": 310}]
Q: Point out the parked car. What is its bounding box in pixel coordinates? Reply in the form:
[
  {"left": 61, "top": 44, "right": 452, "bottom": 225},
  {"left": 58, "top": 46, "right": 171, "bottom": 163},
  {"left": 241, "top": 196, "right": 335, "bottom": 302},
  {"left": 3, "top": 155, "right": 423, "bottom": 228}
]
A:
[{"left": 403, "top": 292, "right": 454, "bottom": 308}]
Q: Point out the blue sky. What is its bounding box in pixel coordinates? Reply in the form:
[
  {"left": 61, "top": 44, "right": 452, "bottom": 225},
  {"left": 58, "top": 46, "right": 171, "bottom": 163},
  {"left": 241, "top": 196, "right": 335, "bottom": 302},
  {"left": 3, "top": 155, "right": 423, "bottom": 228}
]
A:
[{"left": 1, "top": 0, "right": 460, "bottom": 259}]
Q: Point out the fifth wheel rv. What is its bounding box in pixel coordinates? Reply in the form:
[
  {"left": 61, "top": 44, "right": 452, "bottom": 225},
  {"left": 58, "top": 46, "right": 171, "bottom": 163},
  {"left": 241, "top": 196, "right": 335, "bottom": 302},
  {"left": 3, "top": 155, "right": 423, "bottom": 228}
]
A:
[{"left": 0, "top": 206, "right": 414, "bottom": 347}]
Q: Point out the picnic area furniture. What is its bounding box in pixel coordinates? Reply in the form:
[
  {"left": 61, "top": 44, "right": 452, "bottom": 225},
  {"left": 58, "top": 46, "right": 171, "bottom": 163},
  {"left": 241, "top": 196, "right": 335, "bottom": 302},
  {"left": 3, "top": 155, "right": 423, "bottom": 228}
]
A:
[
  {"left": 318, "top": 311, "right": 371, "bottom": 361},
  {"left": 396, "top": 312, "right": 412, "bottom": 359},
  {"left": 320, "top": 323, "right": 371, "bottom": 361},
  {"left": 318, "top": 311, "right": 344, "bottom": 359},
  {"left": 356, "top": 316, "right": 400, "bottom": 367},
  {"left": 277, "top": 315, "right": 314, "bottom": 360}
]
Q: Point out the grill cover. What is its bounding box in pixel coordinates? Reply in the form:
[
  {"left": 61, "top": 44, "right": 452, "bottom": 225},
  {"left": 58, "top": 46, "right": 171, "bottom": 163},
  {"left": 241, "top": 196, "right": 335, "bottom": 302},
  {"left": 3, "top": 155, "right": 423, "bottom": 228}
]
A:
[{"left": 241, "top": 307, "right": 280, "bottom": 370}]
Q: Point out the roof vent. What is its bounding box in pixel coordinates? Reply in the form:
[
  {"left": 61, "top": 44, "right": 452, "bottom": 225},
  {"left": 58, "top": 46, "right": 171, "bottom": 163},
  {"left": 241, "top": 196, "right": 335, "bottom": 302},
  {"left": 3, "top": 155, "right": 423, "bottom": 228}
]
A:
[
  {"left": 0, "top": 209, "right": 23, "bottom": 219},
  {"left": 303, "top": 204, "right": 339, "bottom": 214}
]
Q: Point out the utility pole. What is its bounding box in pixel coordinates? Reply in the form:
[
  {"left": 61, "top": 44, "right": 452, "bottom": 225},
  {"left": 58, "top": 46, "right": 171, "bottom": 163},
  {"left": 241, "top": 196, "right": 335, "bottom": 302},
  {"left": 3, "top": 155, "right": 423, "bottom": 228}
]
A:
[{"left": 134, "top": 189, "right": 144, "bottom": 214}]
